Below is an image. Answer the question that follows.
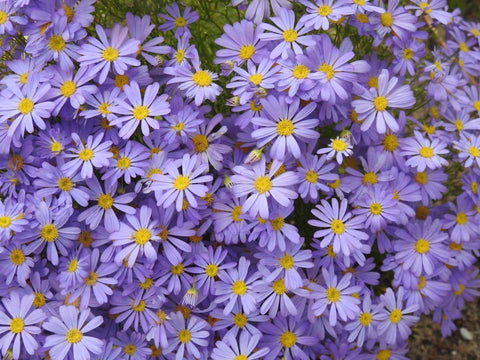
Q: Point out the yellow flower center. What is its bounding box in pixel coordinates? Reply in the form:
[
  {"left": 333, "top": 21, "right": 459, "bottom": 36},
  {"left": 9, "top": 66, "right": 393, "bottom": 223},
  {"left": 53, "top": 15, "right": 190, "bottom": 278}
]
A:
[
  {"left": 282, "top": 29, "right": 298, "bottom": 42},
  {"left": 134, "top": 228, "right": 151, "bottom": 245},
  {"left": 250, "top": 100, "right": 263, "bottom": 112},
  {"left": 471, "top": 28, "right": 480, "bottom": 37},
  {"left": 192, "top": 70, "right": 212, "bottom": 87},
  {"left": 318, "top": 63, "right": 335, "bottom": 81},
  {"left": 415, "top": 238, "right": 430, "bottom": 253},
  {"left": 292, "top": 64, "right": 310, "bottom": 79},
  {"left": 175, "top": 17, "right": 186, "bottom": 27},
  {"left": 192, "top": 134, "right": 209, "bottom": 152},
  {"left": 453, "top": 119, "right": 463, "bottom": 130},
  {"left": 97, "top": 102, "right": 111, "bottom": 115},
  {"left": 48, "top": 35, "right": 66, "bottom": 51},
  {"left": 171, "top": 263, "right": 184, "bottom": 275},
  {"left": 453, "top": 284, "right": 465, "bottom": 296},
  {"left": 359, "top": 312, "right": 372, "bottom": 326},
  {"left": 272, "top": 279, "right": 287, "bottom": 294},
  {"left": 124, "top": 344, "right": 136, "bottom": 356},
  {"left": 18, "top": 98, "right": 34, "bottom": 114},
  {"left": 63, "top": 4, "right": 74, "bottom": 22},
  {"left": 317, "top": 5, "right": 332, "bottom": 16},
  {"left": 459, "top": 42, "right": 469, "bottom": 52},
  {"left": 249, "top": 73, "right": 263, "bottom": 86},
  {"left": 51, "top": 141, "right": 62, "bottom": 152},
  {"left": 176, "top": 49, "right": 185, "bottom": 63},
  {"left": 33, "top": 292, "right": 45, "bottom": 308},
  {"left": 456, "top": 212, "right": 467, "bottom": 225},
  {"left": 173, "top": 175, "right": 190, "bottom": 191},
  {"left": 305, "top": 170, "right": 318, "bottom": 183},
  {"left": 403, "top": 48, "right": 413, "bottom": 60},
  {"left": 417, "top": 275, "right": 426, "bottom": 290},
  {"left": 468, "top": 146, "right": 480, "bottom": 157},
  {"left": 369, "top": 202, "right": 382, "bottom": 215},
  {"left": 40, "top": 224, "right": 58, "bottom": 242},
  {"left": 326, "top": 287, "right": 340, "bottom": 302},
  {"left": 376, "top": 349, "right": 391, "bottom": 360},
  {"left": 102, "top": 47, "right": 119, "bottom": 62},
  {"left": 363, "top": 172, "right": 378, "bottom": 185},
  {"left": 330, "top": 219, "right": 345, "bottom": 235},
  {"left": 270, "top": 216, "right": 284, "bottom": 231},
  {"left": 205, "top": 264, "right": 218, "bottom": 277},
  {"left": 233, "top": 313, "right": 247, "bottom": 328},
  {"left": 9, "top": 249, "right": 25, "bottom": 265},
  {"left": 356, "top": 12, "right": 369, "bottom": 23},
  {"left": 373, "top": 96, "right": 388, "bottom": 111},
  {"left": 419, "top": 146, "right": 434, "bottom": 158},
  {"left": 10, "top": 318, "right": 24, "bottom": 334},
  {"left": 114, "top": 74, "right": 129, "bottom": 90},
  {"left": 60, "top": 80, "right": 76, "bottom": 98},
  {"left": 116, "top": 156, "right": 130, "bottom": 170},
  {"left": 98, "top": 193, "right": 114, "bottom": 209},
  {"left": 231, "top": 205, "right": 243, "bottom": 222},
  {"left": 68, "top": 259, "right": 78, "bottom": 272},
  {"left": 132, "top": 105, "right": 149, "bottom": 120},
  {"left": 0, "top": 11, "right": 7, "bottom": 24},
  {"left": 232, "top": 280, "right": 247, "bottom": 295},
  {"left": 280, "top": 331, "right": 297, "bottom": 348},
  {"left": 239, "top": 44, "right": 255, "bottom": 60},
  {"left": 383, "top": 134, "right": 398, "bottom": 152},
  {"left": 353, "top": 0, "right": 366, "bottom": 4},
  {"left": 84, "top": 271, "right": 98, "bottom": 286},
  {"left": 78, "top": 231, "right": 93, "bottom": 247},
  {"left": 57, "top": 177, "right": 73, "bottom": 191},
  {"left": 332, "top": 138, "right": 347, "bottom": 152},
  {"left": 254, "top": 175, "right": 272, "bottom": 194},
  {"left": 147, "top": 168, "right": 162, "bottom": 181},
  {"left": 0, "top": 216, "right": 11, "bottom": 228},
  {"left": 65, "top": 328, "right": 83, "bottom": 344},
  {"left": 276, "top": 119, "right": 294, "bottom": 136},
  {"left": 176, "top": 329, "right": 191, "bottom": 345},
  {"left": 234, "top": 355, "right": 248, "bottom": 360},
  {"left": 419, "top": 2, "right": 432, "bottom": 13},
  {"left": 139, "top": 277, "right": 153, "bottom": 289},
  {"left": 19, "top": 72, "right": 28, "bottom": 85},
  {"left": 279, "top": 254, "right": 294, "bottom": 269},
  {"left": 130, "top": 300, "right": 146, "bottom": 312},
  {"left": 380, "top": 12, "right": 393, "bottom": 27},
  {"left": 474, "top": 101, "right": 480, "bottom": 112},
  {"left": 415, "top": 172, "right": 428, "bottom": 185},
  {"left": 78, "top": 148, "right": 93, "bottom": 161},
  {"left": 368, "top": 76, "right": 378, "bottom": 89},
  {"left": 389, "top": 309, "right": 402, "bottom": 323}
]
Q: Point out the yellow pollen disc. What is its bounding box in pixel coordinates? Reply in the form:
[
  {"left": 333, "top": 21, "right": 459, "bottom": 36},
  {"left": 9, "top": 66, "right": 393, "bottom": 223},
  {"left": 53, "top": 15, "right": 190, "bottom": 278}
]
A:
[
  {"left": 419, "top": 146, "right": 434, "bottom": 158},
  {"left": 33, "top": 292, "right": 45, "bottom": 308},
  {"left": 156, "top": 309, "right": 167, "bottom": 324},
  {"left": 140, "top": 277, "right": 153, "bottom": 289},
  {"left": 130, "top": 300, "right": 146, "bottom": 312},
  {"left": 403, "top": 48, "right": 413, "bottom": 60},
  {"left": 124, "top": 344, "right": 137, "bottom": 356},
  {"left": 132, "top": 105, "right": 149, "bottom": 120},
  {"left": 317, "top": 5, "right": 332, "bottom": 16},
  {"left": 232, "top": 280, "right": 247, "bottom": 295},
  {"left": 359, "top": 312, "right": 372, "bottom": 326},
  {"left": 453, "top": 119, "right": 463, "bottom": 130},
  {"left": 326, "top": 244, "right": 336, "bottom": 257},
  {"left": 40, "top": 224, "right": 58, "bottom": 242},
  {"left": 417, "top": 275, "right": 426, "bottom": 290},
  {"left": 459, "top": 42, "right": 469, "bottom": 52},
  {"left": 318, "top": 63, "right": 335, "bottom": 81},
  {"left": 78, "top": 148, "right": 93, "bottom": 161},
  {"left": 471, "top": 28, "right": 480, "bottom": 37},
  {"left": 292, "top": 64, "right": 310, "bottom": 79},
  {"left": 18, "top": 98, "right": 34, "bottom": 114},
  {"left": 272, "top": 279, "right": 286, "bottom": 294},
  {"left": 9, "top": 318, "right": 24, "bottom": 334},
  {"left": 373, "top": 96, "right": 388, "bottom": 111},
  {"left": 98, "top": 193, "right": 114, "bottom": 209},
  {"left": 192, "top": 70, "right": 212, "bottom": 87},
  {"left": 0, "top": 216, "right": 11, "bottom": 228},
  {"left": 177, "top": 329, "right": 191, "bottom": 344},
  {"left": 270, "top": 216, "right": 284, "bottom": 231},
  {"left": 332, "top": 138, "right": 347, "bottom": 152},
  {"left": 249, "top": 73, "right": 263, "bottom": 86},
  {"left": 305, "top": 170, "right": 318, "bottom": 183},
  {"left": 171, "top": 263, "right": 184, "bottom": 275},
  {"left": 134, "top": 228, "right": 151, "bottom": 245},
  {"left": 368, "top": 76, "right": 378, "bottom": 89},
  {"left": 205, "top": 264, "right": 218, "bottom": 277},
  {"left": 453, "top": 284, "right": 465, "bottom": 296},
  {"left": 102, "top": 47, "right": 119, "bottom": 62},
  {"left": 116, "top": 156, "right": 131, "bottom": 170},
  {"left": 147, "top": 168, "right": 162, "bottom": 181},
  {"left": 456, "top": 212, "right": 467, "bottom": 225},
  {"left": 172, "top": 122, "right": 185, "bottom": 132},
  {"left": 389, "top": 309, "right": 402, "bottom": 323},
  {"left": 471, "top": 181, "right": 478, "bottom": 194},
  {"left": 0, "top": 11, "right": 7, "bottom": 24},
  {"left": 280, "top": 331, "right": 297, "bottom": 348},
  {"left": 114, "top": 74, "right": 129, "bottom": 89},
  {"left": 84, "top": 271, "right": 98, "bottom": 285},
  {"left": 78, "top": 231, "right": 93, "bottom": 247},
  {"left": 356, "top": 13, "right": 369, "bottom": 23},
  {"left": 234, "top": 355, "right": 248, "bottom": 360},
  {"left": 276, "top": 118, "right": 294, "bottom": 136},
  {"left": 176, "top": 49, "right": 185, "bottom": 63},
  {"left": 68, "top": 259, "right": 78, "bottom": 272},
  {"left": 363, "top": 172, "right": 378, "bottom": 185},
  {"left": 279, "top": 254, "right": 294, "bottom": 269},
  {"left": 419, "top": 2, "right": 432, "bottom": 13},
  {"left": 65, "top": 328, "right": 83, "bottom": 343},
  {"left": 57, "top": 177, "right": 73, "bottom": 191},
  {"left": 415, "top": 172, "right": 428, "bottom": 185},
  {"left": 19, "top": 72, "right": 28, "bottom": 85},
  {"left": 175, "top": 17, "right": 186, "bottom": 27},
  {"left": 254, "top": 175, "right": 272, "bottom": 194},
  {"left": 51, "top": 141, "right": 62, "bottom": 152},
  {"left": 9, "top": 249, "right": 25, "bottom": 265},
  {"left": 468, "top": 146, "right": 480, "bottom": 157},
  {"left": 173, "top": 175, "right": 190, "bottom": 191},
  {"left": 233, "top": 313, "right": 247, "bottom": 327},
  {"left": 415, "top": 238, "right": 430, "bottom": 254},
  {"left": 192, "top": 134, "right": 209, "bottom": 152},
  {"left": 239, "top": 44, "right": 255, "bottom": 60},
  {"left": 380, "top": 12, "right": 393, "bottom": 27},
  {"left": 48, "top": 35, "right": 66, "bottom": 51},
  {"left": 231, "top": 205, "right": 243, "bottom": 222},
  {"left": 331, "top": 219, "right": 345, "bottom": 235},
  {"left": 369, "top": 202, "right": 382, "bottom": 215},
  {"left": 60, "top": 80, "right": 76, "bottom": 98},
  {"left": 376, "top": 349, "right": 391, "bottom": 360},
  {"left": 326, "top": 287, "right": 340, "bottom": 302},
  {"left": 282, "top": 29, "right": 298, "bottom": 42},
  {"left": 250, "top": 100, "right": 263, "bottom": 112},
  {"left": 353, "top": 0, "right": 366, "bottom": 4},
  {"left": 383, "top": 134, "right": 398, "bottom": 151},
  {"left": 98, "top": 102, "right": 111, "bottom": 115},
  {"left": 474, "top": 101, "right": 480, "bottom": 112},
  {"left": 63, "top": 4, "right": 74, "bottom": 22}
]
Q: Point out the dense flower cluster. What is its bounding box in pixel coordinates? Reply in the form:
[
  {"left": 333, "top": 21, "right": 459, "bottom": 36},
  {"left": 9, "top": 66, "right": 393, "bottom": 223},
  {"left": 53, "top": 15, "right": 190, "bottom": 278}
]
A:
[{"left": 0, "top": 0, "right": 479, "bottom": 359}]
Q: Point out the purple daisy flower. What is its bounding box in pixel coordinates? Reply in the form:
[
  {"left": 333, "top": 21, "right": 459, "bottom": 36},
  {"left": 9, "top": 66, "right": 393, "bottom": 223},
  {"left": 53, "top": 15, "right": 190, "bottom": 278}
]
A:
[
  {"left": 298, "top": 0, "right": 355, "bottom": 31},
  {"left": 113, "top": 331, "right": 152, "bottom": 360},
  {"left": 251, "top": 95, "right": 319, "bottom": 159},
  {"left": 345, "top": 294, "right": 382, "bottom": 347},
  {"left": 0, "top": 198, "right": 28, "bottom": 243},
  {"left": 453, "top": 133, "right": 480, "bottom": 168},
  {"left": 372, "top": 0, "right": 417, "bottom": 42},
  {"left": 211, "top": 332, "right": 269, "bottom": 360},
  {"left": 102, "top": 141, "right": 150, "bottom": 185},
  {"left": 401, "top": 131, "right": 449, "bottom": 172},
  {"left": 0, "top": 2, "right": 26, "bottom": 35},
  {"left": 159, "top": 2, "right": 199, "bottom": 36},
  {"left": 443, "top": 194, "right": 478, "bottom": 243},
  {"left": 110, "top": 81, "right": 170, "bottom": 139},
  {"left": 78, "top": 24, "right": 141, "bottom": 84},
  {"left": 296, "top": 153, "right": 337, "bottom": 201},
  {"left": 43, "top": 305, "right": 103, "bottom": 360},
  {"left": 0, "top": 244, "right": 34, "bottom": 286},
  {"left": 165, "top": 312, "right": 209, "bottom": 360}
]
